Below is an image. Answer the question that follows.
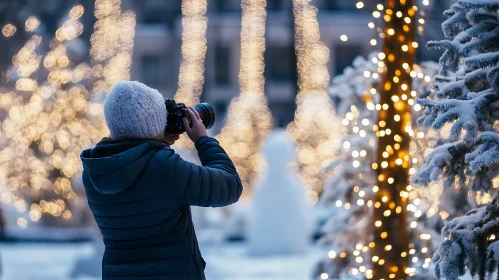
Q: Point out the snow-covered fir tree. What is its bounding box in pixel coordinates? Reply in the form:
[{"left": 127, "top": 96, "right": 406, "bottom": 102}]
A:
[
  {"left": 413, "top": 1, "right": 499, "bottom": 279},
  {"left": 410, "top": 62, "right": 477, "bottom": 230},
  {"left": 315, "top": 55, "right": 379, "bottom": 278},
  {"left": 315, "top": 54, "right": 441, "bottom": 279}
]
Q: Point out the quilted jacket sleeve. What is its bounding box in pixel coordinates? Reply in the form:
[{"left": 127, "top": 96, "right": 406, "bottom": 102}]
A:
[{"left": 160, "top": 136, "right": 243, "bottom": 207}]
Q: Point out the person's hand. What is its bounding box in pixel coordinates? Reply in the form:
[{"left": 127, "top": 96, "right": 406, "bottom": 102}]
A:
[
  {"left": 183, "top": 107, "right": 207, "bottom": 143},
  {"left": 164, "top": 132, "right": 180, "bottom": 146}
]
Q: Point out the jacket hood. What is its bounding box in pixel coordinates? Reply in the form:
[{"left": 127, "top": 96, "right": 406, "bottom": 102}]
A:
[{"left": 80, "top": 139, "right": 166, "bottom": 194}]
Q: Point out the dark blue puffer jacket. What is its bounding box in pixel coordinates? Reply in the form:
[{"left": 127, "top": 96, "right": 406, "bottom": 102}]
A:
[{"left": 80, "top": 136, "right": 242, "bottom": 280}]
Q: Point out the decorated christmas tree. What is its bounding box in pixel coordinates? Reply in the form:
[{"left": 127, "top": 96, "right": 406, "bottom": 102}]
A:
[
  {"left": 315, "top": 54, "right": 381, "bottom": 279},
  {"left": 315, "top": 52, "right": 441, "bottom": 279},
  {"left": 413, "top": 1, "right": 499, "bottom": 279},
  {"left": 0, "top": 0, "right": 135, "bottom": 226}
]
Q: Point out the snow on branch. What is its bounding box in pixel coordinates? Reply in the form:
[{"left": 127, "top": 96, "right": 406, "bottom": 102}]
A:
[
  {"left": 415, "top": 0, "right": 499, "bottom": 192},
  {"left": 414, "top": 0, "right": 499, "bottom": 278},
  {"left": 434, "top": 198, "right": 499, "bottom": 279}
]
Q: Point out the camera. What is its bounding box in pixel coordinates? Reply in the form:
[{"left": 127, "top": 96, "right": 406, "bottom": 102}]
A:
[{"left": 164, "top": 99, "right": 216, "bottom": 133}]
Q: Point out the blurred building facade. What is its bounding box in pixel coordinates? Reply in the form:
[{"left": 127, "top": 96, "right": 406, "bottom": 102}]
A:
[
  {"left": 0, "top": 0, "right": 457, "bottom": 231},
  {"left": 0, "top": 0, "right": 456, "bottom": 130},
  {"left": 123, "top": 0, "right": 453, "bottom": 130}
]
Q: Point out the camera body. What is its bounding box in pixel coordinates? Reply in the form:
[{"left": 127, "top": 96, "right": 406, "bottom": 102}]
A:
[
  {"left": 164, "top": 99, "right": 189, "bottom": 133},
  {"left": 164, "top": 99, "right": 215, "bottom": 134}
]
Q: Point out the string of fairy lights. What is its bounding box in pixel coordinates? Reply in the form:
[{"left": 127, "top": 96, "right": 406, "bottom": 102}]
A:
[
  {"left": 322, "top": 59, "right": 436, "bottom": 280},
  {"left": 287, "top": 0, "right": 344, "bottom": 203},
  {"left": 91, "top": 0, "right": 136, "bottom": 99},
  {"left": 0, "top": 6, "right": 92, "bottom": 226},
  {"left": 0, "top": 1, "right": 135, "bottom": 227},
  {"left": 370, "top": 1, "right": 418, "bottom": 276},
  {"left": 318, "top": 0, "right": 438, "bottom": 279},
  {"left": 217, "top": 0, "right": 272, "bottom": 198},
  {"left": 170, "top": 0, "right": 208, "bottom": 151},
  {"left": 174, "top": 0, "right": 208, "bottom": 106}
]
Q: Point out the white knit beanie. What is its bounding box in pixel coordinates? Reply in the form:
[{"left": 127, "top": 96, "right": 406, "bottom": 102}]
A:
[{"left": 104, "top": 81, "right": 167, "bottom": 140}]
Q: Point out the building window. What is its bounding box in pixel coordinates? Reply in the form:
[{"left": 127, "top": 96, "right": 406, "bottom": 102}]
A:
[
  {"left": 212, "top": 0, "right": 239, "bottom": 12},
  {"left": 214, "top": 101, "right": 229, "bottom": 118},
  {"left": 334, "top": 44, "right": 362, "bottom": 76},
  {"left": 269, "top": 101, "right": 296, "bottom": 128},
  {"left": 141, "top": 55, "right": 162, "bottom": 89},
  {"left": 322, "top": 0, "right": 356, "bottom": 10},
  {"left": 322, "top": 0, "right": 376, "bottom": 10},
  {"left": 136, "top": 1, "right": 180, "bottom": 24},
  {"left": 212, "top": 0, "right": 224, "bottom": 12},
  {"left": 265, "top": 46, "right": 294, "bottom": 82},
  {"left": 267, "top": 0, "right": 282, "bottom": 10},
  {"left": 215, "top": 45, "right": 231, "bottom": 85}
]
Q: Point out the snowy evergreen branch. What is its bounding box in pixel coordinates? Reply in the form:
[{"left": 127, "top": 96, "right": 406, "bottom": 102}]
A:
[
  {"left": 414, "top": 0, "right": 499, "bottom": 278},
  {"left": 434, "top": 197, "right": 499, "bottom": 279},
  {"left": 415, "top": 0, "right": 499, "bottom": 192}
]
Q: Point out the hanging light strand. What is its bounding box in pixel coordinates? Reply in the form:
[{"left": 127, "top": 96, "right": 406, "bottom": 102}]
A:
[
  {"left": 0, "top": 2, "right": 137, "bottom": 225},
  {"left": 217, "top": 0, "right": 272, "bottom": 198},
  {"left": 370, "top": 0, "right": 417, "bottom": 278},
  {"left": 170, "top": 0, "right": 208, "bottom": 151},
  {"left": 174, "top": 0, "right": 208, "bottom": 106},
  {"left": 287, "top": 0, "right": 343, "bottom": 202},
  {"left": 90, "top": 0, "right": 136, "bottom": 99}
]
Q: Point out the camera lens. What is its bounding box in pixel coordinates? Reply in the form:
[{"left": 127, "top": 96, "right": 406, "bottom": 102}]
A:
[{"left": 194, "top": 103, "right": 215, "bottom": 129}]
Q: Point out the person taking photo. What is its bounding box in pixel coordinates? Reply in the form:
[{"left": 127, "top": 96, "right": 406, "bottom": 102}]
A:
[{"left": 80, "top": 81, "right": 242, "bottom": 280}]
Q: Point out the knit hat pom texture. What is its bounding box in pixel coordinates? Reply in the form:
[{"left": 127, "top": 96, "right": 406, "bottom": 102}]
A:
[{"left": 104, "top": 81, "right": 167, "bottom": 140}]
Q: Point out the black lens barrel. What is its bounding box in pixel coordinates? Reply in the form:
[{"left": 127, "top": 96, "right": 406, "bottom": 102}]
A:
[
  {"left": 164, "top": 98, "right": 215, "bottom": 133},
  {"left": 194, "top": 103, "right": 215, "bottom": 129}
]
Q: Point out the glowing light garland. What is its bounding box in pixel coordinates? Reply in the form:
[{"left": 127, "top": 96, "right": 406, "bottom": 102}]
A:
[
  {"left": 358, "top": 0, "right": 428, "bottom": 49},
  {"left": 217, "top": 0, "right": 272, "bottom": 198},
  {"left": 317, "top": 55, "right": 438, "bottom": 280},
  {"left": 2, "top": 23, "right": 17, "bottom": 37},
  {"left": 0, "top": 1, "right": 135, "bottom": 227},
  {"left": 91, "top": 0, "right": 136, "bottom": 99},
  {"left": 174, "top": 0, "right": 208, "bottom": 106},
  {"left": 25, "top": 17, "right": 40, "bottom": 33},
  {"left": 287, "top": 0, "right": 344, "bottom": 202},
  {"left": 369, "top": 1, "right": 429, "bottom": 278},
  {"left": 317, "top": 1, "right": 442, "bottom": 279},
  {"left": 170, "top": 0, "right": 208, "bottom": 151}
]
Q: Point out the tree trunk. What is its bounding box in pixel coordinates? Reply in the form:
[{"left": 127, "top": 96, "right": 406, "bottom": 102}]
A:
[{"left": 371, "top": 0, "right": 416, "bottom": 279}]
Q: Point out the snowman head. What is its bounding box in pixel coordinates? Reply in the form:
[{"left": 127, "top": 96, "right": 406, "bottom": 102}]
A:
[{"left": 262, "top": 129, "right": 296, "bottom": 169}]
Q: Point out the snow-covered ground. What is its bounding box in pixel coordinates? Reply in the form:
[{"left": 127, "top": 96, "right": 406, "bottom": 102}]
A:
[{"left": 0, "top": 242, "right": 326, "bottom": 280}]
